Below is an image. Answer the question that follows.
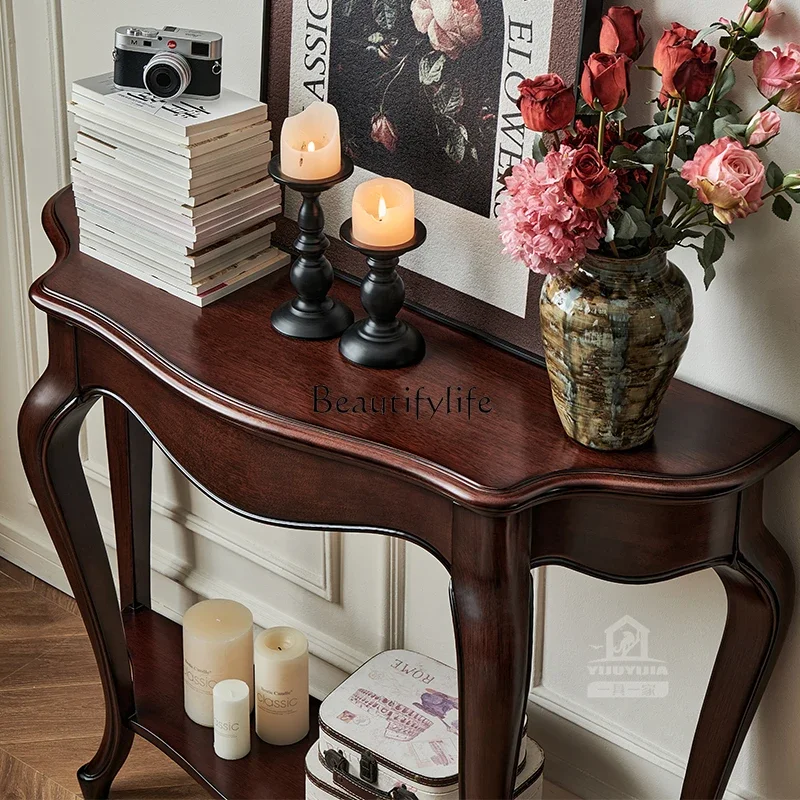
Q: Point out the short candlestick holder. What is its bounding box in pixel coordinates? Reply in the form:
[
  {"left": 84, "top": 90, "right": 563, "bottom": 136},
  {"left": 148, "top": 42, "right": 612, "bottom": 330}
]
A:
[
  {"left": 268, "top": 154, "right": 354, "bottom": 340},
  {"left": 338, "top": 218, "right": 427, "bottom": 370}
]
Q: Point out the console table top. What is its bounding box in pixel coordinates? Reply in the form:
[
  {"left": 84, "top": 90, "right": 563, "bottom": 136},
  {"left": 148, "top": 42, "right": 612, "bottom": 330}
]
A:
[{"left": 34, "top": 188, "right": 800, "bottom": 510}]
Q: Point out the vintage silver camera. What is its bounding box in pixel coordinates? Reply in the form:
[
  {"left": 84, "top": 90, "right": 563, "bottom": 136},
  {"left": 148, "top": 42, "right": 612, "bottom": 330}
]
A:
[{"left": 113, "top": 26, "right": 223, "bottom": 102}]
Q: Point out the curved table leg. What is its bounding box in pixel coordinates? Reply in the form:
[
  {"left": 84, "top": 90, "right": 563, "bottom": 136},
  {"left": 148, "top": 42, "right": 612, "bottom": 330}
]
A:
[
  {"left": 682, "top": 483, "right": 795, "bottom": 800},
  {"left": 18, "top": 320, "right": 135, "bottom": 799},
  {"left": 450, "top": 506, "right": 533, "bottom": 800},
  {"left": 104, "top": 398, "right": 153, "bottom": 611}
]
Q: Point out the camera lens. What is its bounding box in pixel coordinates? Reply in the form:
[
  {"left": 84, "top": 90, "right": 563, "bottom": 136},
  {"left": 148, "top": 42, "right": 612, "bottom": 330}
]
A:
[{"left": 143, "top": 51, "right": 191, "bottom": 101}]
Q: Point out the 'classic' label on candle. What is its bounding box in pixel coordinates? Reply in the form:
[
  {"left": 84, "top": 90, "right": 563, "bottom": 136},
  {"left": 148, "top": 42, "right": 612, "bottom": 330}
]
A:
[
  {"left": 257, "top": 687, "right": 300, "bottom": 716},
  {"left": 184, "top": 658, "right": 217, "bottom": 695}
]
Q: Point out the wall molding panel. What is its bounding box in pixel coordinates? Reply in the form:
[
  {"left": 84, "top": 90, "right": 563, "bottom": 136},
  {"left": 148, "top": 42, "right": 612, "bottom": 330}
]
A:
[{"left": 82, "top": 459, "right": 341, "bottom": 603}]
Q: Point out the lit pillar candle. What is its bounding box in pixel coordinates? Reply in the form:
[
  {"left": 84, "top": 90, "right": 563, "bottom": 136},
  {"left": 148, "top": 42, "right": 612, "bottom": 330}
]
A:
[
  {"left": 254, "top": 627, "right": 309, "bottom": 745},
  {"left": 351, "top": 178, "right": 415, "bottom": 247},
  {"left": 183, "top": 599, "right": 254, "bottom": 727},
  {"left": 213, "top": 679, "right": 251, "bottom": 761},
  {"left": 280, "top": 101, "right": 341, "bottom": 180}
]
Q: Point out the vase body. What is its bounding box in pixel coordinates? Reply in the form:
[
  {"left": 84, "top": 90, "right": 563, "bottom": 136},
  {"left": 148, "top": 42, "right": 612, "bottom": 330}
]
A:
[{"left": 539, "top": 250, "right": 693, "bottom": 451}]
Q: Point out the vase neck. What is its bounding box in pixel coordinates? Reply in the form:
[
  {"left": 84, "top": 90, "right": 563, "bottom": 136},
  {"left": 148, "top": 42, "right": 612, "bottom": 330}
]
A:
[{"left": 581, "top": 250, "right": 668, "bottom": 282}]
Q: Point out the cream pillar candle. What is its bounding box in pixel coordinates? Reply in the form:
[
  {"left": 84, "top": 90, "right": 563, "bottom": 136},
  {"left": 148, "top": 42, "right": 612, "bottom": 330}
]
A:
[
  {"left": 183, "top": 599, "right": 254, "bottom": 727},
  {"left": 351, "top": 178, "right": 415, "bottom": 247},
  {"left": 213, "top": 679, "right": 251, "bottom": 761},
  {"left": 254, "top": 627, "right": 309, "bottom": 745},
  {"left": 280, "top": 101, "right": 341, "bottom": 180}
]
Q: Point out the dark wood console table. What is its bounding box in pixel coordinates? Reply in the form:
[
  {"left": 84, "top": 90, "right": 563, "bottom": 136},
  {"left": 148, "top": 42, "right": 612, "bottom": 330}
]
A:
[{"left": 19, "top": 188, "right": 800, "bottom": 800}]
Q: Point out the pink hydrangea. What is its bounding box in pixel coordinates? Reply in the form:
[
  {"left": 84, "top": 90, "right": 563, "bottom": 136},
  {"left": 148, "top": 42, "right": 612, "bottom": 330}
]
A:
[{"left": 498, "top": 147, "right": 618, "bottom": 275}]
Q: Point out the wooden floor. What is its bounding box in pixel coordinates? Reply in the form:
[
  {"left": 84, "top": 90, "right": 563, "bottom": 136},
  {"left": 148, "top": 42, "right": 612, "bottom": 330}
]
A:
[{"left": 0, "top": 557, "right": 577, "bottom": 799}]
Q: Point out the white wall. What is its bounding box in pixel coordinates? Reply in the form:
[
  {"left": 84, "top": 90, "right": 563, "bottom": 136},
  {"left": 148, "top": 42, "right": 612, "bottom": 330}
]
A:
[{"left": 1, "top": 1, "right": 799, "bottom": 799}]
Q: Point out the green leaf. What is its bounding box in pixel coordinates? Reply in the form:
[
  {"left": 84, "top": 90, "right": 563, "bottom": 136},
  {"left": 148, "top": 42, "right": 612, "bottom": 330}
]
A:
[
  {"left": 703, "top": 261, "right": 717, "bottom": 289},
  {"left": 419, "top": 52, "right": 446, "bottom": 85},
  {"left": 703, "top": 227, "right": 726, "bottom": 265},
  {"left": 644, "top": 123, "right": 676, "bottom": 141},
  {"left": 441, "top": 120, "right": 468, "bottom": 163},
  {"left": 432, "top": 81, "right": 464, "bottom": 116},
  {"left": 634, "top": 140, "right": 667, "bottom": 166},
  {"left": 733, "top": 38, "right": 761, "bottom": 61},
  {"left": 668, "top": 176, "right": 693, "bottom": 205},
  {"left": 372, "top": 0, "right": 398, "bottom": 29},
  {"left": 658, "top": 223, "right": 681, "bottom": 244},
  {"left": 715, "top": 99, "right": 743, "bottom": 116},
  {"left": 773, "top": 194, "right": 793, "bottom": 221},
  {"left": 614, "top": 210, "right": 639, "bottom": 240},
  {"left": 606, "top": 107, "right": 628, "bottom": 123},
  {"left": 713, "top": 118, "right": 748, "bottom": 140},
  {"left": 767, "top": 162, "right": 785, "bottom": 190},
  {"left": 693, "top": 23, "right": 726, "bottom": 46},
  {"left": 786, "top": 188, "right": 800, "bottom": 204},
  {"left": 695, "top": 112, "right": 715, "bottom": 147},
  {"left": 716, "top": 67, "right": 737, "bottom": 99},
  {"left": 609, "top": 145, "right": 643, "bottom": 169}
]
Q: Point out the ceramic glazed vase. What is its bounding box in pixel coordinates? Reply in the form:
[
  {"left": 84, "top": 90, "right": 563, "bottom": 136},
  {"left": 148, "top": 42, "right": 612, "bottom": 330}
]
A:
[{"left": 539, "top": 250, "right": 694, "bottom": 451}]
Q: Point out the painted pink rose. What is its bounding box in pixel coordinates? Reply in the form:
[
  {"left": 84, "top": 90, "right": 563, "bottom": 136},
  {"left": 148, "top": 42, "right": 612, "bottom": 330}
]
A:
[
  {"left": 746, "top": 110, "right": 781, "bottom": 147},
  {"left": 681, "top": 137, "right": 766, "bottom": 225},
  {"left": 371, "top": 113, "right": 398, "bottom": 153},
  {"left": 753, "top": 44, "right": 800, "bottom": 112},
  {"left": 411, "top": 0, "right": 483, "bottom": 60}
]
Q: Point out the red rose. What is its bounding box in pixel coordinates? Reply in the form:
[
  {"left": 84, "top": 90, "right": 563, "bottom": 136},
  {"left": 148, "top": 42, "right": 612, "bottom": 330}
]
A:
[
  {"left": 517, "top": 74, "right": 576, "bottom": 133},
  {"left": 566, "top": 144, "right": 617, "bottom": 209},
  {"left": 653, "top": 22, "right": 698, "bottom": 75},
  {"left": 599, "top": 7, "right": 646, "bottom": 61},
  {"left": 661, "top": 40, "right": 717, "bottom": 101},
  {"left": 371, "top": 113, "right": 398, "bottom": 153},
  {"left": 580, "top": 53, "right": 631, "bottom": 112}
]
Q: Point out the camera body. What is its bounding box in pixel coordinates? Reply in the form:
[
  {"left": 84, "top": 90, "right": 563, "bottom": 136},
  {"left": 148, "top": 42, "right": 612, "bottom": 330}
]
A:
[{"left": 113, "top": 26, "right": 222, "bottom": 101}]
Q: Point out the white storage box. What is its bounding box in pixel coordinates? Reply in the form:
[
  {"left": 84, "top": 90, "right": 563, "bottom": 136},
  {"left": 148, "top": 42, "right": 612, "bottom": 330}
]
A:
[{"left": 305, "top": 650, "right": 544, "bottom": 800}]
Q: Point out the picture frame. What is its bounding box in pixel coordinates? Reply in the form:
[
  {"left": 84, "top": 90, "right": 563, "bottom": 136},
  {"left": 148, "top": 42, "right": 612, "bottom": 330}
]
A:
[{"left": 261, "top": 0, "right": 603, "bottom": 362}]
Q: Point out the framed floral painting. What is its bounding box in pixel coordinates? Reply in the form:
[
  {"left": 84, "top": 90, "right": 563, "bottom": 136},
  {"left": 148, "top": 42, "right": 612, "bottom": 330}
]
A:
[{"left": 262, "top": 0, "right": 602, "bottom": 360}]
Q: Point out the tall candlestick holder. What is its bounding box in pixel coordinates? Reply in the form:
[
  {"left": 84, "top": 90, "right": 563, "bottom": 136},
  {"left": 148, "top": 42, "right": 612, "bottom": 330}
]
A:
[
  {"left": 268, "top": 155, "right": 354, "bottom": 340},
  {"left": 338, "top": 218, "right": 427, "bottom": 370}
]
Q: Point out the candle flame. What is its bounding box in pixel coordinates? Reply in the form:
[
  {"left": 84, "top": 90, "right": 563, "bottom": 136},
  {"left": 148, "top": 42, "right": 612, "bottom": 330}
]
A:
[
  {"left": 378, "top": 195, "right": 387, "bottom": 222},
  {"left": 307, "top": 140, "right": 316, "bottom": 152}
]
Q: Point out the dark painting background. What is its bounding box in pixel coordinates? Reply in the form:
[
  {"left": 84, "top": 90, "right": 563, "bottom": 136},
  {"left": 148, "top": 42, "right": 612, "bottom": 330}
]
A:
[{"left": 328, "top": 0, "right": 504, "bottom": 218}]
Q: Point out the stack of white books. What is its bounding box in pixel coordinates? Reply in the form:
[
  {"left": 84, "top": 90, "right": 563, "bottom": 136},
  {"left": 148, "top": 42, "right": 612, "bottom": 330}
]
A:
[{"left": 69, "top": 73, "right": 289, "bottom": 306}]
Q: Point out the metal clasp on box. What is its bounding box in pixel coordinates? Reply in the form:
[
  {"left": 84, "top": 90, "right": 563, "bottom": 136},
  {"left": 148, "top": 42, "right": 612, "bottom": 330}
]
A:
[{"left": 323, "top": 749, "right": 418, "bottom": 800}]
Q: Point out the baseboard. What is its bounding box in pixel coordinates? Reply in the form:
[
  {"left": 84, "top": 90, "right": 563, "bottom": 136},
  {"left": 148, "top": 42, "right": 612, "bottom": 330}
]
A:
[{"left": 528, "top": 687, "right": 752, "bottom": 800}]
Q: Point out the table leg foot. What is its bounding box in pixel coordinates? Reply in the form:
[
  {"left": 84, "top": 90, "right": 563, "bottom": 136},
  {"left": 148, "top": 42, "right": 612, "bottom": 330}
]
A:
[
  {"left": 449, "top": 506, "right": 533, "bottom": 800},
  {"left": 682, "top": 483, "right": 795, "bottom": 800},
  {"left": 18, "top": 320, "right": 136, "bottom": 800}
]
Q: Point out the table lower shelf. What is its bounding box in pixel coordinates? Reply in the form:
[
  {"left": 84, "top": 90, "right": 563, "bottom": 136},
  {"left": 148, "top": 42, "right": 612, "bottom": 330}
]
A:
[{"left": 124, "top": 607, "right": 319, "bottom": 799}]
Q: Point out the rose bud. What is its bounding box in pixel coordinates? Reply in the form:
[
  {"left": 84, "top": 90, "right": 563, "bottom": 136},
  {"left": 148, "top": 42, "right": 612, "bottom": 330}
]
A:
[
  {"left": 754, "top": 45, "right": 800, "bottom": 112},
  {"left": 580, "top": 53, "right": 632, "bottom": 112},
  {"left": 746, "top": 109, "right": 781, "bottom": 146},
  {"left": 599, "top": 7, "right": 646, "bottom": 61},
  {"left": 782, "top": 172, "right": 800, "bottom": 189},
  {"left": 661, "top": 41, "right": 717, "bottom": 102},
  {"left": 653, "top": 23, "right": 699, "bottom": 75},
  {"left": 517, "top": 74, "right": 577, "bottom": 132},
  {"left": 371, "top": 113, "right": 399, "bottom": 153},
  {"left": 748, "top": 0, "right": 771, "bottom": 11},
  {"left": 566, "top": 144, "right": 618, "bottom": 208},
  {"left": 743, "top": 7, "right": 772, "bottom": 37}
]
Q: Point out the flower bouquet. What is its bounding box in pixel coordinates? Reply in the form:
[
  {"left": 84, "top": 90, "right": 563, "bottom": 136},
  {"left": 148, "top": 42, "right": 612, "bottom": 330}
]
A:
[{"left": 498, "top": 1, "right": 799, "bottom": 450}]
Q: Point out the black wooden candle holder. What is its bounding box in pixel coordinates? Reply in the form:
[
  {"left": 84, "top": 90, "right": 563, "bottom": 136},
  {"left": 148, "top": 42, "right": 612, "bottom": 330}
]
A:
[
  {"left": 338, "top": 218, "right": 427, "bottom": 370},
  {"left": 268, "top": 155, "right": 354, "bottom": 340}
]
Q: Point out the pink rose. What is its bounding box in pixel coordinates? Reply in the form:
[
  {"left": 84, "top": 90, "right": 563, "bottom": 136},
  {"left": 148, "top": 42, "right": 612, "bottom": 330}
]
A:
[
  {"left": 746, "top": 110, "right": 781, "bottom": 147},
  {"left": 371, "top": 113, "right": 398, "bottom": 153},
  {"left": 743, "top": 7, "right": 772, "bottom": 37},
  {"left": 681, "top": 137, "right": 766, "bottom": 225},
  {"left": 411, "top": 0, "right": 483, "bottom": 60},
  {"left": 754, "top": 45, "right": 800, "bottom": 112}
]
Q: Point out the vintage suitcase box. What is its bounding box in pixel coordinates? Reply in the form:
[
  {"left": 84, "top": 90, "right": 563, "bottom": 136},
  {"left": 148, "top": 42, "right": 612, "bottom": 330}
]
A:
[{"left": 305, "top": 649, "right": 544, "bottom": 800}]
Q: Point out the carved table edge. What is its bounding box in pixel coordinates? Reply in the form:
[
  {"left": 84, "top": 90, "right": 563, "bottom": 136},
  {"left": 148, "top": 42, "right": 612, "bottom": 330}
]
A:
[{"left": 32, "top": 187, "right": 800, "bottom": 515}]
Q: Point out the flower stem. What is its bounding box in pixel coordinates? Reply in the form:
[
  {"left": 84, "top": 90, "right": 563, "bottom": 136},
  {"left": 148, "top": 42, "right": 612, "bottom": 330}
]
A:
[
  {"left": 646, "top": 99, "right": 673, "bottom": 218},
  {"left": 597, "top": 112, "right": 607, "bottom": 156},
  {"left": 657, "top": 97, "right": 686, "bottom": 216}
]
